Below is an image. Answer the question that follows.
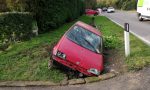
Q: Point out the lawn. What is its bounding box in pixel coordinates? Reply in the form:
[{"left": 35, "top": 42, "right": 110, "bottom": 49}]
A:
[
  {"left": 0, "top": 16, "right": 92, "bottom": 82},
  {"left": 0, "top": 15, "right": 150, "bottom": 82}
]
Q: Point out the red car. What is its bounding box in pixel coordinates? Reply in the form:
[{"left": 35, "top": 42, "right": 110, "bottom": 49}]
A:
[
  {"left": 49, "top": 21, "right": 103, "bottom": 76},
  {"left": 85, "top": 9, "right": 98, "bottom": 16}
]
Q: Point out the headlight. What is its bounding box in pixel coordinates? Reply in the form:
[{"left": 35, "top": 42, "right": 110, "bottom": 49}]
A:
[
  {"left": 56, "top": 51, "right": 66, "bottom": 60},
  {"left": 87, "top": 68, "right": 100, "bottom": 75}
]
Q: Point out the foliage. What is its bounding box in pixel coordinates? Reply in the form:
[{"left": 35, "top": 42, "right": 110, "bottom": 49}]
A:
[
  {"left": 0, "top": 12, "right": 34, "bottom": 45},
  {"left": 5, "top": 0, "right": 27, "bottom": 12},
  {"left": 29, "top": 0, "right": 85, "bottom": 33},
  {"left": 0, "top": 15, "right": 91, "bottom": 82},
  {"left": 85, "top": 0, "right": 97, "bottom": 9},
  {"left": 97, "top": 0, "right": 118, "bottom": 7},
  {"left": 0, "top": 15, "right": 149, "bottom": 82},
  {"left": 1, "top": 0, "right": 85, "bottom": 33},
  {"left": 116, "top": 0, "right": 137, "bottom": 10},
  {"left": 126, "top": 35, "right": 150, "bottom": 70},
  {"left": 97, "top": 0, "right": 137, "bottom": 10},
  {"left": 95, "top": 16, "right": 123, "bottom": 49},
  {"left": 103, "top": 35, "right": 120, "bottom": 49},
  {"left": 95, "top": 16, "right": 150, "bottom": 71},
  {"left": 0, "top": 0, "right": 8, "bottom": 12}
]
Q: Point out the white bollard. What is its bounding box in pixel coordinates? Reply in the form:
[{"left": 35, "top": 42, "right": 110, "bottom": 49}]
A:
[{"left": 124, "top": 23, "right": 130, "bottom": 57}]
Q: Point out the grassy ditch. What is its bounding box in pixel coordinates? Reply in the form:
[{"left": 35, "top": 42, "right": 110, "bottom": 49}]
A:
[
  {"left": 0, "top": 16, "right": 92, "bottom": 82},
  {"left": 0, "top": 15, "right": 150, "bottom": 82}
]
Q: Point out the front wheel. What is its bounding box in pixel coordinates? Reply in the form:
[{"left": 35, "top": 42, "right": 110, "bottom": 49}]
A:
[{"left": 138, "top": 14, "right": 143, "bottom": 21}]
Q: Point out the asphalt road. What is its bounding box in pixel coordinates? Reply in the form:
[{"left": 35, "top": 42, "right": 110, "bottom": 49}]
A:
[
  {"left": 103, "top": 10, "right": 150, "bottom": 45},
  {"left": 0, "top": 67, "right": 150, "bottom": 90}
]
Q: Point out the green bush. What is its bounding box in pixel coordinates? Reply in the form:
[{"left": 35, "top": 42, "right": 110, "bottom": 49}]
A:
[
  {"left": 116, "top": 0, "right": 137, "bottom": 10},
  {"left": 97, "top": 0, "right": 137, "bottom": 10},
  {"left": 0, "top": 12, "right": 34, "bottom": 42},
  {"left": 85, "top": 0, "right": 97, "bottom": 9},
  {"left": 31, "top": 0, "right": 85, "bottom": 33},
  {"left": 1, "top": 0, "right": 85, "bottom": 33},
  {"left": 3, "top": 0, "right": 27, "bottom": 12},
  {"left": 104, "top": 35, "right": 120, "bottom": 49}
]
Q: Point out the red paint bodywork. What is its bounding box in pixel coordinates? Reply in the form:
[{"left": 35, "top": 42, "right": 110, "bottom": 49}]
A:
[
  {"left": 85, "top": 9, "right": 98, "bottom": 15},
  {"left": 51, "top": 21, "right": 104, "bottom": 76}
]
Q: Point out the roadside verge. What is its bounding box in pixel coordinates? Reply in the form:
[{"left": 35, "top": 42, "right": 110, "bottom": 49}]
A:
[{"left": 105, "top": 16, "right": 150, "bottom": 46}]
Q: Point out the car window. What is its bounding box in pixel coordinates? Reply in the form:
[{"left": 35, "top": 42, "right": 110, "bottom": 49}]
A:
[{"left": 67, "top": 25, "right": 103, "bottom": 53}]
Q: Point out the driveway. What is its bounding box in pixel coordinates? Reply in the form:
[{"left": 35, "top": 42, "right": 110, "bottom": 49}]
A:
[
  {"left": 0, "top": 67, "right": 150, "bottom": 90},
  {"left": 103, "top": 10, "right": 150, "bottom": 45}
]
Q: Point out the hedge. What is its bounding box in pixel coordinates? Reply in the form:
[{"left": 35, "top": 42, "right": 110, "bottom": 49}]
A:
[
  {"left": 116, "top": 0, "right": 137, "bottom": 10},
  {"left": 31, "top": 0, "right": 85, "bottom": 33},
  {"left": 0, "top": 0, "right": 85, "bottom": 33},
  {"left": 0, "top": 12, "right": 34, "bottom": 42},
  {"left": 122, "top": 0, "right": 137, "bottom": 10}
]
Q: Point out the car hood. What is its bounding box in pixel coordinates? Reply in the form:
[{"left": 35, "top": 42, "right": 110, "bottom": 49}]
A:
[{"left": 57, "top": 36, "right": 103, "bottom": 71}]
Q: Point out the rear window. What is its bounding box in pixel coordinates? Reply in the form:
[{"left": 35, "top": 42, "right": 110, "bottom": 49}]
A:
[{"left": 66, "top": 25, "right": 103, "bottom": 53}]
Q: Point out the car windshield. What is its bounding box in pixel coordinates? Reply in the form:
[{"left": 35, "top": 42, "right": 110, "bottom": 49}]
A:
[{"left": 67, "top": 25, "right": 102, "bottom": 53}]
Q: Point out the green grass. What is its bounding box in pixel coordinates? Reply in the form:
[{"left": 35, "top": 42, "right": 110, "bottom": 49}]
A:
[
  {"left": 95, "top": 16, "right": 150, "bottom": 71},
  {"left": 0, "top": 15, "right": 92, "bottom": 82},
  {"left": 126, "top": 35, "right": 150, "bottom": 70},
  {"left": 0, "top": 15, "right": 150, "bottom": 82}
]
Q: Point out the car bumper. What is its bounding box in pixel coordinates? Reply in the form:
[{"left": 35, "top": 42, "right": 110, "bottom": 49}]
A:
[
  {"left": 141, "top": 15, "right": 150, "bottom": 20},
  {"left": 51, "top": 55, "right": 101, "bottom": 76},
  {"left": 107, "top": 10, "right": 115, "bottom": 12}
]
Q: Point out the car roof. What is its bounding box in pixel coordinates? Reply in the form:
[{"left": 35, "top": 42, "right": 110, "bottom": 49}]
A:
[{"left": 75, "top": 21, "right": 102, "bottom": 36}]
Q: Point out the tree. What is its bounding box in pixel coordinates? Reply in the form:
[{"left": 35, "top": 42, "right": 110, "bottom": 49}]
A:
[
  {"left": 85, "top": 0, "right": 97, "bottom": 9},
  {"left": 0, "top": 0, "right": 8, "bottom": 12}
]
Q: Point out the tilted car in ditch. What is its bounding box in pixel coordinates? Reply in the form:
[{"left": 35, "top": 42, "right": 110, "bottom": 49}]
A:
[{"left": 49, "top": 21, "right": 104, "bottom": 76}]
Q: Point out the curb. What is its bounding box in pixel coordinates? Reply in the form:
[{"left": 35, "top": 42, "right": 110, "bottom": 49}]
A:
[
  {"left": 0, "top": 73, "right": 116, "bottom": 87},
  {"left": 68, "top": 78, "right": 85, "bottom": 85},
  {"left": 0, "top": 81, "right": 60, "bottom": 87}
]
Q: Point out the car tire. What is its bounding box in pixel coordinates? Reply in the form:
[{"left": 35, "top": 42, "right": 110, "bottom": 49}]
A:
[{"left": 138, "top": 14, "right": 143, "bottom": 21}]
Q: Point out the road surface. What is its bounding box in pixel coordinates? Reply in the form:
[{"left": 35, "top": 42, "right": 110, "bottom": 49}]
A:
[
  {"left": 103, "top": 10, "right": 150, "bottom": 45},
  {"left": 0, "top": 67, "right": 150, "bottom": 90}
]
